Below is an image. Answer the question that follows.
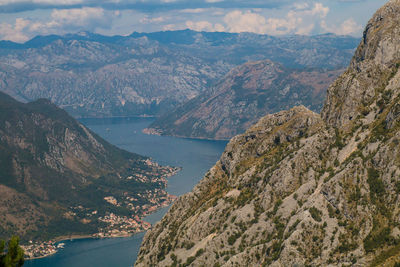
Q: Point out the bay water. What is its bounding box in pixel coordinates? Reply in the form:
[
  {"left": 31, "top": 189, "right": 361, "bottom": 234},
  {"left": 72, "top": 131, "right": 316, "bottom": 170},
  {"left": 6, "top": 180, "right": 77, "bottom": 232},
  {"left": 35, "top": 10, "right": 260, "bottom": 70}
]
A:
[{"left": 25, "top": 117, "right": 227, "bottom": 267}]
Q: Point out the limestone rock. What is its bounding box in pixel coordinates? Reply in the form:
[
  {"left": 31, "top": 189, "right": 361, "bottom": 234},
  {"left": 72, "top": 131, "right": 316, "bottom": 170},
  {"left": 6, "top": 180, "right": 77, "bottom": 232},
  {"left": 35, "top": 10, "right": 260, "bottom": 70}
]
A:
[{"left": 136, "top": 1, "right": 400, "bottom": 266}]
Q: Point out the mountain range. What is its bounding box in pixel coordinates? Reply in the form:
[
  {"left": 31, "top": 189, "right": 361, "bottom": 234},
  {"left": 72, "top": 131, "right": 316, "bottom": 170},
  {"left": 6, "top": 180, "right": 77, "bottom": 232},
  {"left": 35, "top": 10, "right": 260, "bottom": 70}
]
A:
[
  {"left": 145, "top": 59, "right": 342, "bottom": 140},
  {"left": 0, "top": 30, "right": 359, "bottom": 118},
  {"left": 136, "top": 1, "right": 400, "bottom": 266}
]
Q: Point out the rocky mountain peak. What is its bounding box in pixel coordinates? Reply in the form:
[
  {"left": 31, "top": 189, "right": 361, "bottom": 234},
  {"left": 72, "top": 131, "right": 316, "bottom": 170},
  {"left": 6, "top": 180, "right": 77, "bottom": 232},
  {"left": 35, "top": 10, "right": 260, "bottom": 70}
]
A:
[
  {"left": 352, "top": 0, "right": 400, "bottom": 66},
  {"left": 322, "top": 0, "right": 400, "bottom": 130},
  {"left": 136, "top": 2, "right": 400, "bottom": 266}
]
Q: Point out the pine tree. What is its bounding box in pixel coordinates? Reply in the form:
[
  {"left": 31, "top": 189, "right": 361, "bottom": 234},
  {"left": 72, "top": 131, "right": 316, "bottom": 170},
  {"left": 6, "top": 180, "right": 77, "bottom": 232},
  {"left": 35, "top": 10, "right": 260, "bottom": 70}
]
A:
[{"left": 0, "top": 236, "right": 24, "bottom": 267}]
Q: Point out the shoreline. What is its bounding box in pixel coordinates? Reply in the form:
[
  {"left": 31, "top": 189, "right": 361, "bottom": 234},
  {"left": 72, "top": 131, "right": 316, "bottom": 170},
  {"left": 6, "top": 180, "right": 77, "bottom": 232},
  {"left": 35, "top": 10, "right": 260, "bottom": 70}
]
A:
[
  {"left": 77, "top": 115, "right": 157, "bottom": 120},
  {"left": 25, "top": 169, "right": 179, "bottom": 261},
  {"left": 142, "top": 127, "right": 230, "bottom": 142},
  {"left": 25, "top": 230, "right": 147, "bottom": 261},
  {"left": 27, "top": 250, "right": 58, "bottom": 260},
  {"left": 25, "top": 230, "right": 148, "bottom": 261}
]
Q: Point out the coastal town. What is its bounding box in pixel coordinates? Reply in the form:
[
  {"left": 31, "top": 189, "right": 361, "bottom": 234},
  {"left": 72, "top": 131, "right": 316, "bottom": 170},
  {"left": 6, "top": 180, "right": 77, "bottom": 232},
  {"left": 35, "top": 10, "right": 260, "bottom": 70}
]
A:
[{"left": 22, "top": 159, "right": 180, "bottom": 260}]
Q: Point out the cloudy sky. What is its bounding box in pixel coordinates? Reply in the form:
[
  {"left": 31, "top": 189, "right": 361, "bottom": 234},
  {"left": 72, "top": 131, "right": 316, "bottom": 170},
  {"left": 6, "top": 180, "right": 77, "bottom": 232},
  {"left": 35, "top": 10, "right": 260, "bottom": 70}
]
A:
[{"left": 0, "top": 0, "right": 388, "bottom": 43}]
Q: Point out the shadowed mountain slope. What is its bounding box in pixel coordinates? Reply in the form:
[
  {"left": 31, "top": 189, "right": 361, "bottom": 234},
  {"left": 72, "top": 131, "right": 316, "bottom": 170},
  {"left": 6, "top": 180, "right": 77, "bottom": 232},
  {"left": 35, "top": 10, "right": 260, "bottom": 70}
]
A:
[{"left": 0, "top": 92, "right": 176, "bottom": 242}]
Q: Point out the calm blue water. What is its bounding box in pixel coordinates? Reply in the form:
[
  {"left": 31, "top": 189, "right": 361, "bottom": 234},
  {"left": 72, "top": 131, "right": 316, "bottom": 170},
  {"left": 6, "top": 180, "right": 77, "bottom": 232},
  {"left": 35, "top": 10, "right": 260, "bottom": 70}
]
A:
[{"left": 25, "top": 117, "right": 227, "bottom": 267}]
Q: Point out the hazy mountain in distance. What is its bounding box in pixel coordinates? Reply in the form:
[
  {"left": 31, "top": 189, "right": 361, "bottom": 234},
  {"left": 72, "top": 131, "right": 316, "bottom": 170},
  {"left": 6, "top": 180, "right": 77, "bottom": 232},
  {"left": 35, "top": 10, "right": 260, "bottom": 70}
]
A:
[
  {"left": 145, "top": 59, "right": 342, "bottom": 140},
  {"left": 0, "top": 30, "right": 359, "bottom": 118}
]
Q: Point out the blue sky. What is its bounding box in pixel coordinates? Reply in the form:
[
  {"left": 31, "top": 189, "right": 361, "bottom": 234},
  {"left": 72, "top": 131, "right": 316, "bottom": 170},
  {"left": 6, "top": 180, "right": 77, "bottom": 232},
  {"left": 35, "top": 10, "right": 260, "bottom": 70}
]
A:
[{"left": 0, "top": 0, "right": 389, "bottom": 43}]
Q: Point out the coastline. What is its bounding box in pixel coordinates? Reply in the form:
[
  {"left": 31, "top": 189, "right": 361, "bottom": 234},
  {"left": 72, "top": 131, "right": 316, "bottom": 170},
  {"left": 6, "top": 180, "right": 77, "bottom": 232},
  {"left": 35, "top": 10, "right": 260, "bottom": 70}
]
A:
[
  {"left": 25, "top": 233, "right": 142, "bottom": 260},
  {"left": 77, "top": 115, "right": 157, "bottom": 120},
  {"left": 25, "top": 168, "right": 180, "bottom": 261},
  {"left": 25, "top": 227, "right": 148, "bottom": 260},
  {"left": 27, "top": 251, "right": 58, "bottom": 260},
  {"left": 142, "top": 127, "right": 230, "bottom": 142}
]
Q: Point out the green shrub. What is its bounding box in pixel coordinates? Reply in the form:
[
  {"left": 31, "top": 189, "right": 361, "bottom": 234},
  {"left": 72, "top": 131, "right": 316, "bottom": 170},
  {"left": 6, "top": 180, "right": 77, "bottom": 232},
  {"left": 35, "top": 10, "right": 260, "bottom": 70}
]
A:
[
  {"left": 195, "top": 248, "right": 204, "bottom": 257},
  {"left": 363, "top": 227, "right": 392, "bottom": 253},
  {"left": 309, "top": 207, "right": 322, "bottom": 222},
  {"left": 184, "top": 256, "right": 196, "bottom": 266},
  {"left": 367, "top": 168, "right": 385, "bottom": 202},
  {"left": 228, "top": 232, "right": 241, "bottom": 245}
]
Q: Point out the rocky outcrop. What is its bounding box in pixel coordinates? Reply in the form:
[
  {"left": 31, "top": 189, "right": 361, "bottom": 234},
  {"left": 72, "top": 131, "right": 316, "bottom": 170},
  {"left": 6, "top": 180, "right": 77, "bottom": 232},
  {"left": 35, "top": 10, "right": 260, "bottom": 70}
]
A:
[
  {"left": 0, "top": 31, "right": 358, "bottom": 118},
  {"left": 136, "top": 1, "right": 400, "bottom": 266},
  {"left": 146, "top": 60, "right": 341, "bottom": 140},
  {"left": 322, "top": 0, "right": 400, "bottom": 129}
]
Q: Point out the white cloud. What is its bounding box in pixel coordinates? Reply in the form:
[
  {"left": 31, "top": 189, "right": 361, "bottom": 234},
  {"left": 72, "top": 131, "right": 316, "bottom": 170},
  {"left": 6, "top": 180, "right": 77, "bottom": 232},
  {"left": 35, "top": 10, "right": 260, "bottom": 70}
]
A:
[
  {"left": 162, "top": 24, "right": 177, "bottom": 31},
  {"left": 0, "top": 1, "right": 367, "bottom": 41},
  {"left": 212, "top": 10, "right": 224, "bottom": 16},
  {"left": 51, "top": 7, "right": 106, "bottom": 28},
  {"left": 220, "top": 2, "right": 330, "bottom": 36},
  {"left": 0, "top": 0, "right": 84, "bottom": 4},
  {"left": 293, "top": 2, "right": 309, "bottom": 10},
  {"left": 185, "top": 20, "right": 225, "bottom": 32},
  {"left": 0, "top": 18, "right": 30, "bottom": 42},
  {"left": 264, "top": 11, "right": 302, "bottom": 35},
  {"left": 180, "top": 8, "right": 207, "bottom": 14},
  {"left": 223, "top": 10, "right": 268, "bottom": 34},
  {"left": 311, "top": 3, "right": 329, "bottom": 18},
  {"left": 140, "top": 16, "right": 167, "bottom": 24},
  {"left": 296, "top": 22, "right": 314, "bottom": 35},
  {"left": 0, "top": 7, "right": 118, "bottom": 42},
  {"left": 321, "top": 18, "right": 362, "bottom": 35},
  {"left": 32, "top": 0, "right": 83, "bottom": 4}
]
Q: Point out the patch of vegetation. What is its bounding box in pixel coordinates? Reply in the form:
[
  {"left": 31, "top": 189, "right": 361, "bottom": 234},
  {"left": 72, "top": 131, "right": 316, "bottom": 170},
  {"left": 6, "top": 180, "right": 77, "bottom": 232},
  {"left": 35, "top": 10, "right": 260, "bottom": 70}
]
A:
[
  {"left": 370, "top": 120, "right": 387, "bottom": 142},
  {"left": 228, "top": 232, "right": 241, "bottom": 246},
  {"left": 184, "top": 241, "right": 195, "bottom": 250},
  {"left": 367, "top": 168, "right": 385, "bottom": 202},
  {"left": 268, "top": 199, "right": 282, "bottom": 216},
  {"left": 309, "top": 207, "right": 322, "bottom": 222},
  {"left": 349, "top": 186, "right": 362, "bottom": 202},
  {"left": 170, "top": 253, "right": 178, "bottom": 266},
  {"left": 183, "top": 256, "right": 196, "bottom": 266},
  {"left": 364, "top": 226, "right": 392, "bottom": 253},
  {"left": 370, "top": 243, "right": 400, "bottom": 267},
  {"left": 235, "top": 188, "right": 254, "bottom": 207},
  {"left": 336, "top": 233, "right": 358, "bottom": 253},
  {"left": 395, "top": 181, "right": 400, "bottom": 194},
  {"left": 195, "top": 248, "right": 204, "bottom": 257},
  {"left": 333, "top": 129, "right": 345, "bottom": 149}
]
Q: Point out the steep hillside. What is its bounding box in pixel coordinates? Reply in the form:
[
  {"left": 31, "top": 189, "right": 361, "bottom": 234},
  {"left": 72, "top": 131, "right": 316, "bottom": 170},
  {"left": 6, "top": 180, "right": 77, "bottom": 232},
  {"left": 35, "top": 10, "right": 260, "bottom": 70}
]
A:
[
  {"left": 136, "top": 1, "right": 400, "bottom": 266},
  {"left": 0, "top": 31, "right": 358, "bottom": 118},
  {"left": 145, "top": 60, "right": 341, "bottom": 140},
  {"left": 0, "top": 92, "right": 177, "bottom": 243}
]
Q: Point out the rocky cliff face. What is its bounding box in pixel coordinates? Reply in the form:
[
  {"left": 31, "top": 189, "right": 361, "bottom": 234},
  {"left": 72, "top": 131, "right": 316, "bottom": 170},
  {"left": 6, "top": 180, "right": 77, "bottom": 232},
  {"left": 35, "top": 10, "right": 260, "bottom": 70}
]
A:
[
  {"left": 145, "top": 60, "right": 341, "bottom": 140},
  {"left": 136, "top": 1, "right": 400, "bottom": 266},
  {"left": 0, "top": 92, "right": 176, "bottom": 242},
  {"left": 0, "top": 31, "right": 358, "bottom": 118}
]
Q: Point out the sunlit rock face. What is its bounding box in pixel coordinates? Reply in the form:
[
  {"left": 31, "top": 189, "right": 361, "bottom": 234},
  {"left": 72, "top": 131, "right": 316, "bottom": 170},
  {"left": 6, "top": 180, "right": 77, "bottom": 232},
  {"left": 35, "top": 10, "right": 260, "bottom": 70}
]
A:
[{"left": 136, "top": 1, "right": 400, "bottom": 266}]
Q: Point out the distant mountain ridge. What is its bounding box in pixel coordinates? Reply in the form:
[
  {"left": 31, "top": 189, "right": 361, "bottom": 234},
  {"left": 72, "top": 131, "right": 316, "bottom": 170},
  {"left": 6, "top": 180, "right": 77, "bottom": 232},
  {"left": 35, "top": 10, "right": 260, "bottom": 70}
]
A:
[
  {"left": 145, "top": 60, "right": 342, "bottom": 140},
  {"left": 0, "top": 91, "right": 176, "bottom": 242},
  {"left": 0, "top": 30, "right": 359, "bottom": 118}
]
